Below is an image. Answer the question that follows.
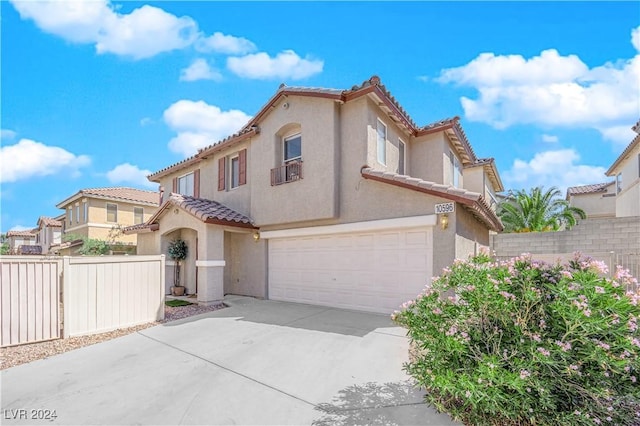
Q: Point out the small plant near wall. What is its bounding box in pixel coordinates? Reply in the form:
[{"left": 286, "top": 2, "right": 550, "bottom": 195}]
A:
[
  {"left": 168, "top": 239, "right": 188, "bottom": 296},
  {"left": 393, "top": 252, "right": 640, "bottom": 426}
]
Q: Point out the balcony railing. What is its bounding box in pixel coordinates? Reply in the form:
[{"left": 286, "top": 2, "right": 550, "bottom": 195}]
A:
[{"left": 271, "top": 161, "right": 303, "bottom": 186}]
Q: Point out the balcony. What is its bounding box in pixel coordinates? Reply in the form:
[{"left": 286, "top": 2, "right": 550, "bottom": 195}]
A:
[{"left": 271, "top": 161, "right": 303, "bottom": 186}]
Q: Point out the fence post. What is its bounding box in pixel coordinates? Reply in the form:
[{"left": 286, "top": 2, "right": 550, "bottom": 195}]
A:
[
  {"left": 160, "top": 254, "right": 165, "bottom": 321},
  {"left": 62, "top": 256, "right": 71, "bottom": 339}
]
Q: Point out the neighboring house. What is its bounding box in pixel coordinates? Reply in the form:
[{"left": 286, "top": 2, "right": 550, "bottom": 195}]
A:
[
  {"left": 566, "top": 182, "right": 616, "bottom": 219},
  {"left": 56, "top": 187, "right": 160, "bottom": 250},
  {"left": 35, "top": 216, "right": 63, "bottom": 254},
  {"left": 6, "top": 229, "right": 39, "bottom": 255},
  {"left": 605, "top": 121, "right": 640, "bottom": 217},
  {"left": 568, "top": 120, "right": 640, "bottom": 218},
  {"left": 127, "top": 76, "right": 504, "bottom": 313}
]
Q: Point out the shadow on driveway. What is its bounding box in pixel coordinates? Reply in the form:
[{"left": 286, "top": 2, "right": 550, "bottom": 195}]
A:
[
  {"left": 313, "top": 380, "right": 458, "bottom": 425},
  {"left": 160, "top": 296, "right": 401, "bottom": 338}
]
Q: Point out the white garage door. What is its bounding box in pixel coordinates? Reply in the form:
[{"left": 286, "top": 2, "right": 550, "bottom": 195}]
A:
[{"left": 268, "top": 227, "right": 433, "bottom": 314}]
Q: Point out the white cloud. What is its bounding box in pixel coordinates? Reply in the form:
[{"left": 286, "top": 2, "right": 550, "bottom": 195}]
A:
[
  {"left": 105, "top": 163, "right": 156, "bottom": 189},
  {"left": 437, "top": 26, "right": 640, "bottom": 145},
  {"left": 140, "top": 117, "right": 153, "bottom": 126},
  {"left": 10, "top": 0, "right": 198, "bottom": 59},
  {"left": 502, "top": 149, "right": 607, "bottom": 193},
  {"left": 163, "top": 100, "right": 251, "bottom": 157},
  {"left": 195, "top": 32, "right": 256, "bottom": 55},
  {"left": 541, "top": 134, "right": 559, "bottom": 143},
  {"left": 632, "top": 26, "right": 640, "bottom": 52},
  {"left": 1, "top": 129, "right": 17, "bottom": 140},
  {"left": 180, "top": 58, "right": 223, "bottom": 82},
  {"left": 0, "top": 139, "right": 91, "bottom": 183},
  {"left": 227, "top": 50, "right": 324, "bottom": 80}
]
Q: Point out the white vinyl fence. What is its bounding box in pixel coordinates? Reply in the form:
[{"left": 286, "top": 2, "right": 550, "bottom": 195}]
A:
[
  {"left": 1, "top": 255, "right": 165, "bottom": 347},
  {"left": 1, "top": 257, "right": 62, "bottom": 347},
  {"left": 62, "top": 255, "right": 165, "bottom": 338}
]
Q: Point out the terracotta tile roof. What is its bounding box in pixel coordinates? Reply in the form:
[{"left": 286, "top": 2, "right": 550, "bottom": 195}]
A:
[
  {"left": 124, "top": 193, "right": 256, "bottom": 233},
  {"left": 7, "top": 229, "right": 38, "bottom": 237},
  {"left": 566, "top": 182, "right": 615, "bottom": 197},
  {"left": 149, "top": 76, "right": 486, "bottom": 180},
  {"left": 38, "top": 216, "right": 62, "bottom": 227},
  {"left": 606, "top": 133, "right": 640, "bottom": 176},
  {"left": 361, "top": 168, "right": 503, "bottom": 232},
  {"left": 57, "top": 187, "right": 160, "bottom": 208}
]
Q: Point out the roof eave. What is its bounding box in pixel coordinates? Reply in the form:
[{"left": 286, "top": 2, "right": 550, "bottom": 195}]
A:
[{"left": 361, "top": 168, "right": 503, "bottom": 232}]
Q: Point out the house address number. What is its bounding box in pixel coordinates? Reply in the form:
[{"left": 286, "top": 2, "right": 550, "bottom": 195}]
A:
[{"left": 435, "top": 202, "right": 455, "bottom": 214}]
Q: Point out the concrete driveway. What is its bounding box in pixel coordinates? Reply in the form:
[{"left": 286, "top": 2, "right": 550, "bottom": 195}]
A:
[{"left": 2, "top": 296, "right": 458, "bottom": 425}]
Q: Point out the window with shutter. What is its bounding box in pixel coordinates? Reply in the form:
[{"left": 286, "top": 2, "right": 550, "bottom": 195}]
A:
[
  {"left": 239, "top": 149, "right": 247, "bottom": 185},
  {"left": 218, "top": 157, "right": 226, "bottom": 191}
]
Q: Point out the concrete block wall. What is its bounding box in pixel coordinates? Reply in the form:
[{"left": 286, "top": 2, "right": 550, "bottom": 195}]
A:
[{"left": 490, "top": 217, "right": 640, "bottom": 257}]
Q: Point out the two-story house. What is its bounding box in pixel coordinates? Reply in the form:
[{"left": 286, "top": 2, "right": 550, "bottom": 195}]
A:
[
  {"left": 567, "top": 120, "right": 640, "bottom": 218},
  {"left": 128, "top": 76, "right": 504, "bottom": 313},
  {"left": 6, "top": 229, "right": 39, "bottom": 254},
  {"left": 56, "top": 187, "right": 160, "bottom": 251},
  {"left": 605, "top": 120, "right": 640, "bottom": 217},
  {"left": 35, "top": 215, "right": 63, "bottom": 254}
]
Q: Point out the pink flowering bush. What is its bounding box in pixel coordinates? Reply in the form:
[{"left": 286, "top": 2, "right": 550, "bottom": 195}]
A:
[{"left": 392, "top": 252, "right": 640, "bottom": 426}]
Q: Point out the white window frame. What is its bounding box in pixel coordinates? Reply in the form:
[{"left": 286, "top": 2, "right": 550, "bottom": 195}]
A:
[
  {"left": 616, "top": 173, "right": 622, "bottom": 194},
  {"left": 398, "top": 139, "right": 406, "bottom": 175},
  {"left": 178, "top": 172, "right": 195, "bottom": 197},
  {"left": 106, "top": 203, "right": 118, "bottom": 223},
  {"left": 283, "top": 133, "right": 302, "bottom": 163},
  {"left": 83, "top": 202, "right": 88, "bottom": 223},
  {"left": 134, "top": 207, "right": 144, "bottom": 225},
  {"left": 450, "top": 150, "right": 461, "bottom": 188},
  {"left": 68, "top": 207, "right": 73, "bottom": 225},
  {"left": 377, "top": 119, "right": 387, "bottom": 165},
  {"left": 75, "top": 204, "right": 80, "bottom": 224},
  {"left": 229, "top": 155, "right": 240, "bottom": 189}
]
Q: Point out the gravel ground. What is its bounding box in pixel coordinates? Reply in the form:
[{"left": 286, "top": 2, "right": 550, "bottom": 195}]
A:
[{"left": 1, "top": 301, "right": 225, "bottom": 370}]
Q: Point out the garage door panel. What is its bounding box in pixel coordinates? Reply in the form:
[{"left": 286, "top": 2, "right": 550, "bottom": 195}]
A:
[{"left": 269, "top": 227, "right": 433, "bottom": 314}]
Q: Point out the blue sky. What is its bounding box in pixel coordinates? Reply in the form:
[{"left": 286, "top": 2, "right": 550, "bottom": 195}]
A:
[{"left": 2, "top": 1, "right": 639, "bottom": 232}]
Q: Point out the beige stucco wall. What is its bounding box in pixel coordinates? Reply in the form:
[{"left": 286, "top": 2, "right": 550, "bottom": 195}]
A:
[
  {"left": 249, "top": 95, "right": 339, "bottom": 226},
  {"left": 569, "top": 193, "right": 616, "bottom": 218},
  {"left": 223, "top": 231, "right": 266, "bottom": 298},
  {"left": 454, "top": 207, "right": 491, "bottom": 259},
  {"left": 616, "top": 182, "right": 640, "bottom": 217}
]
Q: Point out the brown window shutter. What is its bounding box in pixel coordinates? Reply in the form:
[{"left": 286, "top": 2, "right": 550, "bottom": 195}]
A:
[
  {"left": 239, "top": 149, "right": 247, "bottom": 185},
  {"left": 193, "top": 169, "right": 200, "bottom": 198},
  {"left": 218, "top": 157, "right": 226, "bottom": 191},
  {"left": 172, "top": 177, "right": 178, "bottom": 193}
]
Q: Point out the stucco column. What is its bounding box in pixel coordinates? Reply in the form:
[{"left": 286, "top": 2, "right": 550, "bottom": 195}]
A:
[{"left": 196, "top": 227, "right": 225, "bottom": 306}]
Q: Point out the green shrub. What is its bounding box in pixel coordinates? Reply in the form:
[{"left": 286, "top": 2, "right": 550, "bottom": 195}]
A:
[{"left": 392, "top": 252, "right": 640, "bottom": 426}]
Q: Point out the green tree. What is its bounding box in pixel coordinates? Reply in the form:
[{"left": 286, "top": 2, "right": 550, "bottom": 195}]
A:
[
  {"left": 64, "top": 234, "right": 110, "bottom": 256},
  {"left": 0, "top": 242, "right": 9, "bottom": 255},
  {"left": 498, "top": 186, "right": 586, "bottom": 233}
]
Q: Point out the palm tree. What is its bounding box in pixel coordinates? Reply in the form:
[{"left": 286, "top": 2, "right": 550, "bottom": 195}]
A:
[{"left": 498, "top": 186, "right": 586, "bottom": 233}]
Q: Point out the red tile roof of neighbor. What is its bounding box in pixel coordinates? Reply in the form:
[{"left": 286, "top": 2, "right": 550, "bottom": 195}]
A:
[
  {"left": 124, "top": 193, "right": 255, "bottom": 234},
  {"left": 38, "top": 216, "right": 62, "bottom": 227},
  {"left": 56, "top": 187, "right": 160, "bottom": 208},
  {"left": 148, "top": 76, "right": 486, "bottom": 180},
  {"left": 7, "top": 229, "right": 38, "bottom": 237},
  {"left": 361, "top": 167, "right": 503, "bottom": 232},
  {"left": 566, "top": 182, "right": 615, "bottom": 197}
]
